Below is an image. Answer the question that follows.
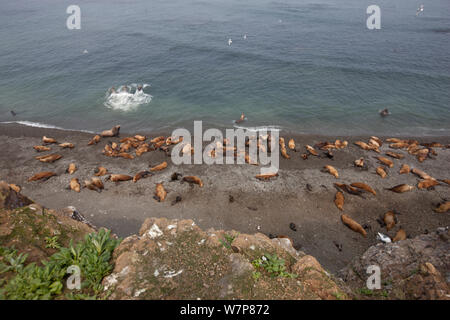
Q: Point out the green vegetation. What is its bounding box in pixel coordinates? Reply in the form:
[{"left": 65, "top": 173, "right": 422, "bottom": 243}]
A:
[
  {"left": 219, "top": 233, "right": 237, "bottom": 249},
  {"left": 45, "top": 236, "right": 61, "bottom": 249},
  {"left": 252, "top": 253, "right": 297, "bottom": 279},
  {"left": 0, "top": 229, "right": 120, "bottom": 300}
]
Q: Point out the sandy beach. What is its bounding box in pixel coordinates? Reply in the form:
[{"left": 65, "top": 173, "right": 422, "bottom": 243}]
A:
[{"left": 0, "top": 122, "right": 449, "bottom": 273}]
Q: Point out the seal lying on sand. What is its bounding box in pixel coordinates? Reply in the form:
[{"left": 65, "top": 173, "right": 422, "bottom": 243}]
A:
[{"left": 101, "top": 125, "right": 120, "bottom": 137}]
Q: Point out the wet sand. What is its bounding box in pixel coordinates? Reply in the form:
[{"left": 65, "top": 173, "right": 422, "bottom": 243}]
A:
[{"left": 0, "top": 123, "right": 449, "bottom": 273}]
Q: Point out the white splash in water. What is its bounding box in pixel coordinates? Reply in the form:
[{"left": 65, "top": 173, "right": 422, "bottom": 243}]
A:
[{"left": 104, "top": 84, "right": 152, "bottom": 111}]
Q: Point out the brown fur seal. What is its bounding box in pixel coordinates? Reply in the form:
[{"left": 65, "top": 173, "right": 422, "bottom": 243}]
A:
[
  {"left": 417, "top": 179, "right": 440, "bottom": 190},
  {"left": 434, "top": 202, "right": 450, "bottom": 213},
  {"left": 383, "top": 211, "right": 396, "bottom": 231},
  {"left": 67, "top": 163, "right": 77, "bottom": 175},
  {"left": 385, "top": 151, "right": 404, "bottom": 159},
  {"left": 108, "top": 174, "right": 132, "bottom": 182},
  {"left": 324, "top": 165, "right": 338, "bottom": 178},
  {"left": 36, "top": 153, "right": 62, "bottom": 163},
  {"left": 33, "top": 145, "right": 51, "bottom": 152},
  {"left": 389, "top": 142, "right": 409, "bottom": 149},
  {"left": 354, "top": 141, "right": 378, "bottom": 152},
  {"left": 305, "top": 145, "right": 318, "bottom": 156},
  {"left": 279, "top": 138, "right": 290, "bottom": 159},
  {"left": 341, "top": 214, "right": 367, "bottom": 237},
  {"left": 334, "top": 183, "right": 364, "bottom": 197},
  {"left": 393, "top": 229, "right": 406, "bottom": 242},
  {"left": 118, "top": 152, "right": 134, "bottom": 160},
  {"left": 42, "top": 136, "right": 57, "bottom": 144},
  {"left": 9, "top": 184, "right": 21, "bottom": 193},
  {"left": 376, "top": 156, "right": 394, "bottom": 168},
  {"left": 101, "top": 125, "right": 120, "bottom": 137},
  {"left": 28, "top": 171, "right": 56, "bottom": 182},
  {"left": 334, "top": 191, "right": 344, "bottom": 211},
  {"left": 134, "top": 135, "right": 146, "bottom": 141},
  {"left": 133, "top": 171, "right": 152, "bottom": 183},
  {"left": 255, "top": 173, "right": 278, "bottom": 180},
  {"left": 439, "top": 179, "right": 450, "bottom": 185},
  {"left": 183, "top": 176, "right": 204, "bottom": 187},
  {"left": 370, "top": 136, "right": 383, "bottom": 146},
  {"left": 368, "top": 138, "right": 380, "bottom": 148},
  {"left": 150, "top": 161, "right": 168, "bottom": 172},
  {"left": 376, "top": 166, "right": 387, "bottom": 178},
  {"left": 386, "top": 184, "right": 414, "bottom": 193},
  {"left": 386, "top": 138, "right": 405, "bottom": 143},
  {"left": 70, "top": 178, "right": 81, "bottom": 192},
  {"left": 150, "top": 136, "right": 165, "bottom": 144},
  {"left": 354, "top": 158, "right": 364, "bottom": 167},
  {"left": 411, "top": 168, "right": 434, "bottom": 181},
  {"left": 399, "top": 164, "right": 410, "bottom": 174},
  {"left": 136, "top": 144, "right": 150, "bottom": 156},
  {"left": 288, "top": 139, "right": 295, "bottom": 150},
  {"left": 91, "top": 177, "right": 104, "bottom": 190},
  {"left": 88, "top": 135, "right": 101, "bottom": 145},
  {"left": 350, "top": 182, "right": 376, "bottom": 195},
  {"left": 94, "top": 167, "right": 108, "bottom": 176},
  {"left": 155, "top": 183, "right": 167, "bottom": 202},
  {"left": 59, "top": 142, "right": 74, "bottom": 149},
  {"left": 335, "top": 140, "right": 348, "bottom": 149},
  {"left": 119, "top": 141, "right": 132, "bottom": 153}
]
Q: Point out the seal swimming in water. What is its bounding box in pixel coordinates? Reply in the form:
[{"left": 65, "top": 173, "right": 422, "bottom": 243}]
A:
[
  {"left": 101, "top": 125, "right": 120, "bottom": 137},
  {"left": 379, "top": 108, "right": 390, "bottom": 117}
]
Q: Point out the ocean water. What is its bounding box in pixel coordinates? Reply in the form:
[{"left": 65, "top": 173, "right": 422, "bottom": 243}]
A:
[{"left": 0, "top": 0, "right": 449, "bottom": 136}]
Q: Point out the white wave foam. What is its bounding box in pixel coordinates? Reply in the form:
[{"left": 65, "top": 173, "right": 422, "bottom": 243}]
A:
[
  {"left": 104, "top": 84, "right": 152, "bottom": 111},
  {"left": 233, "top": 124, "right": 282, "bottom": 132},
  {"left": 0, "top": 121, "right": 95, "bottom": 133}
]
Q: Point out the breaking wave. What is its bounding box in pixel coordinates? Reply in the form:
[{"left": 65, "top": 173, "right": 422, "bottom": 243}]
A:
[{"left": 104, "top": 84, "right": 152, "bottom": 111}]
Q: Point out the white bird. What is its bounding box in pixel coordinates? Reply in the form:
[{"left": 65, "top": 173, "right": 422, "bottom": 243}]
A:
[
  {"left": 83, "top": 49, "right": 88, "bottom": 54},
  {"left": 416, "top": 4, "right": 424, "bottom": 16},
  {"left": 228, "top": 38, "right": 232, "bottom": 46},
  {"left": 377, "top": 232, "right": 392, "bottom": 243},
  {"left": 243, "top": 34, "right": 247, "bottom": 40}
]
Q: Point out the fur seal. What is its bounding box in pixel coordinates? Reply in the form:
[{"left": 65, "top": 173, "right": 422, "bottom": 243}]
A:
[
  {"left": 341, "top": 214, "right": 367, "bottom": 237},
  {"left": 119, "top": 141, "right": 132, "bottom": 153},
  {"left": 385, "top": 151, "right": 404, "bottom": 159},
  {"left": 288, "top": 139, "right": 296, "bottom": 151},
  {"left": 182, "top": 143, "right": 193, "bottom": 155},
  {"left": 354, "top": 141, "right": 379, "bottom": 153},
  {"left": 108, "top": 174, "right": 132, "bottom": 182},
  {"left": 399, "top": 164, "right": 410, "bottom": 174},
  {"left": 36, "top": 153, "right": 62, "bottom": 163},
  {"left": 150, "top": 136, "right": 165, "bottom": 144},
  {"left": 417, "top": 179, "right": 439, "bottom": 190},
  {"left": 334, "top": 183, "right": 364, "bottom": 197},
  {"left": 42, "top": 136, "right": 57, "bottom": 144},
  {"left": 154, "top": 183, "right": 167, "bottom": 202},
  {"left": 335, "top": 140, "right": 348, "bottom": 149},
  {"left": 301, "top": 153, "right": 308, "bottom": 160},
  {"left": 383, "top": 211, "right": 396, "bottom": 231},
  {"left": 379, "top": 108, "right": 389, "bottom": 117},
  {"left": 59, "top": 143, "right": 74, "bottom": 149},
  {"left": 255, "top": 173, "right": 278, "bottom": 180},
  {"left": 439, "top": 179, "right": 450, "bottom": 185},
  {"left": 150, "top": 161, "right": 168, "bottom": 172},
  {"left": 154, "top": 140, "right": 166, "bottom": 149},
  {"left": 101, "top": 125, "right": 120, "bottom": 137},
  {"left": 350, "top": 182, "right": 376, "bottom": 195},
  {"left": 389, "top": 142, "right": 409, "bottom": 149},
  {"left": 386, "top": 184, "right": 414, "bottom": 193},
  {"left": 94, "top": 166, "right": 108, "bottom": 176},
  {"left": 305, "top": 145, "right": 318, "bottom": 156},
  {"left": 182, "top": 176, "right": 203, "bottom": 187},
  {"left": 386, "top": 138, "right": 405, "bottom": 143},
  {"left": 70, "top": 178, "right": 81, "bottom": 192},
  {"left": 368, "top": 138, "right": 380, "bottom": 148},
  {"left": 434, "top": 202, "right": 450, "bottom": 213},
  {"left": 67, "top": 163, "right": 77, "bottom": 175},
  {"left": 133, "top": 171, "right": 152, "bottom": 183},
  {"left": 354, "top": 158, "right": 364, "bottom": 167},
  {"left": 28, "top": 171, "right": 56, "bottom": 182},
  {"left": 88, "top": 135, "right": 101, "bottom": 145},
  {"left": 9, "top": 184, "right": 21, "bottom": 193},
  {"left": 136, "top": 144, "right": 150, "bottom": 156},
  {"left": 393, "top": 229, "right": 406, "bottom": 242},
  {"left": 411, "top": 168, "right": 434, "bottom": 181},
  {"left": 376, "top": 156, "right": 394, "bottom": 168},
  {"left": 91, "top": 177, "right": 104, "bottom": 190},
  {"left": 334, "top": 191, "right": 344, "bottom": 211},
  {"left": 33, "top": 146, "right": 51, "bottom": 152},
  {"left": 279, "top": 138, "right": 290, "bottom": 159},
  {"left": 376, "top": 166, "right": 387, "bottom": 178},
  {"left": 134, "top": 135, "right": 146, "bottom": 142},
  {"left": 118, "top": 152, "right": 134, "bottom": 159},
  {"left": 324, "top": 165, "right": 339, "bottom": 178},
  {"left": 370, "top": 136, "right": 383, "bottom": 147}
]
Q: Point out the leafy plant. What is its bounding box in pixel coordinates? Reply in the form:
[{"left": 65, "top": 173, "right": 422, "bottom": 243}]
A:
[
  {"left": 45, "top": 236, "right": 61, "bottom": 249},
  {"left": 252, "top": 253, "right": 297, "bottom": 279},
  {"left": 220, "top": 233, "right": 237, "bottom": 249}
]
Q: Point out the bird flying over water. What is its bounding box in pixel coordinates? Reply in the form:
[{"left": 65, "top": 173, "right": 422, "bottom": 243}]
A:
[{"left": 416, "top": 4, "right": 424, "bottom": 16}]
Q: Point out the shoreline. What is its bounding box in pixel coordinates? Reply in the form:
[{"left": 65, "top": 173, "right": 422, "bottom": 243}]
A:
[{"left": 0, "top": 122, "right": 449, "bottom": 273}]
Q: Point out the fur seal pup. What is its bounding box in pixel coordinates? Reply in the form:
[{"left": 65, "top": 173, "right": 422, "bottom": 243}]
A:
[
  {"left": 133, "top": 171, "right": 152, "bottom": 183},
  {"left": 67, "top": 163, "right": 77, "bottom": 175},
  {"left": 288, "top": 138, "right": 296, "bottom": 151},
  {"left": 411, "top": 168, "right": 434, "bottom": 181},
  {"left": 417, "top": 179, "right": 439, "bottom": 190},
  {"left": 383, "top": 211, "right": 396, "bottom": 231},
  {"left": 399, "top": 164, "right": 410, "bottom": 174},
  {"left": 28, "top": 171, "right": 56, "bottom": 182},
  {"left": 335, "top": 191, "right": 344, "bottom": 211},
  {"left": 324, "top": 165, "right": 339, "bottom": 178},
  {"left": 42, "top": 136, "right": 57, "bottom": 144},
  {"left": 108, "top": 174, "right": 132, "bottom": 182},
  {"left": 235, "top": 112, "right": 246, "bottom": 124},
  {"left": 434, "top": 202, "right": 450, "bottom": 213},
  {"left": 150, "top": 161, "right": 168, "bottom": 172},
  {"left": 94, "top": 166, "right": 108, "bottom": 176},
  {"left": 386, "top": 184, "right": 414, "bottom": 193},
  {"left": 350, "top": 182, "right": 376, "bottom": 196},
  {"left": 376, "top": 156, "right": 394, "bottom": 168},
  {"left": 376, "top": 166, "right": 387, "bottom": 178},
  {"left": 393, "top": 229, "right": 406, "bottom": 242},
  {"left": 34, "top": 146, "right": 51, "bottom": 152},
  {"left": 182, "top": 176, "right": 203, "bottom": 187},
  {"left": 354, "top": 158, "right": 364, "bottom": 167},
  {"left": 341, "top": 214, "right": 367, "bottom": 237},
  {"left": 305, "top": 145, "right": 318, "bottom": 156},
  {"left": 70, "top": 178, "right": 81, "bottom": 192},
  {"left": 255, "top": 173, "right": 278, "bottom": 180},
  {"left": 36, "top": 153, "right": 62, "bottom": 163},
  {"left": 59, "top": 143, "right": 74, "bottom": 149},
  {"left": 385, "top": 151, "right": 404, "bottom": 159},
  {"left": 154, "top": 183, "right": 167, "bottom": 202},
  {"left": 101, "top": 125, "right": 120, "bottom": 137},
  {"left": 88, "top": 135, "right": 101, "bottom": 145}
]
